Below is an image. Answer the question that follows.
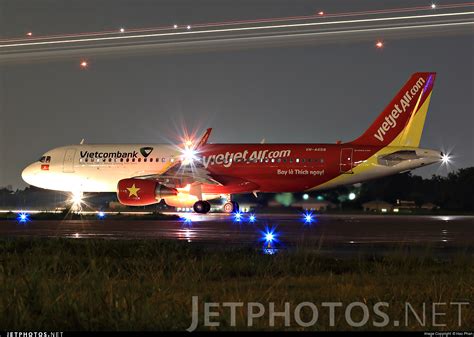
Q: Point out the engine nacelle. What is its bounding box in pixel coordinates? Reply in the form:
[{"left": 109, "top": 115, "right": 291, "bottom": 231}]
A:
[{"left": 117, "top": 178, "right": 177, "bottom": 206}]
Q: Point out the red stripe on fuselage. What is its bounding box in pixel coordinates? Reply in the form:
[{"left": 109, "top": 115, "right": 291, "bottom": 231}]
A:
[{"left": 199, "top": 144, "right": 382, "bottom": 193}]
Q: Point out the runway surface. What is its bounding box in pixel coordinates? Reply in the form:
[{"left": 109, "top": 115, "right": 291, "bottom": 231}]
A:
[{"left": 0, "top": 213, "right": 473, "bottom": 256}]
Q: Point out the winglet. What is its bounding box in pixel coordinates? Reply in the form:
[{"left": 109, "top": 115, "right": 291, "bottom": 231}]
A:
[{"left": 196, "top": 128, "right": 212, "bottom": 148}]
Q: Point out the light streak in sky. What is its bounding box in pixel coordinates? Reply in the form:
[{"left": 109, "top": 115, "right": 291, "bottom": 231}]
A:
[
  {"left": 1, "top": 11, "right": 473, "bottom": 49},
  {"left": 1, "top": 3, "right": 473, "bottom": 43}
]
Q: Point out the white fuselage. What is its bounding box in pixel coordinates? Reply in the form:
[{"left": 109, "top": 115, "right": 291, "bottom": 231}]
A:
[{"left": 22, "top": 144, "right": 181, "bottom": 193}]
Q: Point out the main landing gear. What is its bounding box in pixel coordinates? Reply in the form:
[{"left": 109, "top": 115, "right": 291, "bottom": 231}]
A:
[
  {"left": 223, "top": 201, "right": 239, "bottom": 213},
  {"left": 193, "top": 200, "right": 211, "bottom": 214},
  {"left": 192, "top": 199, "right": 239, "bottom": 214}
]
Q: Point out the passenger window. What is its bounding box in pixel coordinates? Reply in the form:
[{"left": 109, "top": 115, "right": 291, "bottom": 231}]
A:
[
  {"left": 162, "top": 158, "right": 166, "bottom": 162},
  {"left": 138, "top": 158, "right": 141, "bottom": 162},
  {"left": 144, "top": 158, "right": 147, "bottom": 162},
  {"left": 132, "top": 158, "right": 136, "bottom": 162},
  {"left": 296, "top": 159, "right": 300, "bottom": 163}
]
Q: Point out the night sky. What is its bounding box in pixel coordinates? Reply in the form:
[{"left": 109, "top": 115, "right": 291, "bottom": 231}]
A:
[{"left": 1, "top": 0, "right": 473, "bottom": 188}]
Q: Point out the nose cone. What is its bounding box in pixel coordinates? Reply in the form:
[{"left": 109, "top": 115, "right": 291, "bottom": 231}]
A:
[{"left": 22, "top": 164, "right": 37, "bottom": 186}]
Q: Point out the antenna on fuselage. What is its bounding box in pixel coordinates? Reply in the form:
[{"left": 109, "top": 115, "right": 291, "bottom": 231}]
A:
[
  {"left": 260, "top": 138, "right": 265, "bottom": 144},
  {"left": 80, "top": 139, "right": 85, "bottom": 145}
]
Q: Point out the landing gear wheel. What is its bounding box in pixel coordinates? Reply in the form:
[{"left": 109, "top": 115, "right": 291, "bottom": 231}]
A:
[
  {"left": 193, "top": 200, "right": 211, "bottom": 214},
  {"left": 223, "top": 201, "right": 239, "bottom": 213}
]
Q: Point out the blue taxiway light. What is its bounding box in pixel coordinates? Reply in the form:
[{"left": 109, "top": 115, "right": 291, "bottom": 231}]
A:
[
  {"left": 17, "top": 212, "right": 30, "bottom": 223},
  {"left": 260, "top": 226, "right": 279, "bottom": 244},
  {"left": 97, "top": 211, "right": 105, "bottom": 218},
  {"left": 181, "top": 214, "right": 193, "bottom": 224},
  {"left": 303, "top": 211, "right": 315, "bottom": 224},
  {"left": 265, "top": 232, "right": 274, "bottom": 242},
  {"left": 248, "top": 214, "right": 256, "bottom": 223},
  {"left": 233, "top": 211, "right": 243, "bottom": 222}
]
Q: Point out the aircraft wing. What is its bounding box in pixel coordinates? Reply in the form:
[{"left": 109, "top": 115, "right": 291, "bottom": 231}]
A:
[
  {"left": 131, "top": 128, "right": 223, "bottom": 188},
  {"left": 146, "top": 162, "right": 223, "bottom": 187}
]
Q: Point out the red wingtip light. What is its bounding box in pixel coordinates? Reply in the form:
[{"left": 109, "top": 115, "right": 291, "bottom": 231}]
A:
[
  {"left": 80, "top": 60, "right": 88, "bottom": 68},
  {"left": 376, "top": 41, "right": 384, "bottom": 48},
  {"left": 26, "top": 32, "right": 33, "bottom": 37},
  {"left": 318, "top": 11, "right": 324, "bottom": 16}
]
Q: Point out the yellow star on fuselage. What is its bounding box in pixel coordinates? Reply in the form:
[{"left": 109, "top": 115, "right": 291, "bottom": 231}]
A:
[{"left": 127, "top": 184, "right": 140, "bottom": 197}]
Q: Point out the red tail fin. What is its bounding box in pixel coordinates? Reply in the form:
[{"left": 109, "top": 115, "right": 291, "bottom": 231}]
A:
[{"left": 351, "top": 72, "right": 436, "bottom": 146}]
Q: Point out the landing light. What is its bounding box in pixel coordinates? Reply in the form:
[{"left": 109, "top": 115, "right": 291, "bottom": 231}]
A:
[
  {"left": 348, "top": 192, "right": 356, "bottom": 201},
  {"left": 302, "top": 193, "right": 309, "bottom": 200},
  {"left": 69, "top": 191, "right": 84, "bottom": 211},
  {"left": 431, "top": 3, "right": 437, "bottom": 9},
  {"left": 181, "top": 146, "right": 197, "bottom": 165},
  {"left": 376, "top": 41, "right": 384, "bottom": 49},
  {"left": 119, "top": 28, "right": 125, "bottom": 33}
]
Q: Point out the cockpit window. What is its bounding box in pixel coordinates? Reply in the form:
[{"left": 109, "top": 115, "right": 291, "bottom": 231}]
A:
[{"left": 39, "top": 156, "right": 51, "bottom": 163}]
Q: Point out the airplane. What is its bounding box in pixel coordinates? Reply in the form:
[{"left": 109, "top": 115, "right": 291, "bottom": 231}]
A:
[{"left": 22, "top": 72, "right": 443, "bottom": 214}]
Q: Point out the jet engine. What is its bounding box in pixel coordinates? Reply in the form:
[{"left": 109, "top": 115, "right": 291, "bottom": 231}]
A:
[{"left": 117, "top": 178, "right": 177, "bottom": 206}]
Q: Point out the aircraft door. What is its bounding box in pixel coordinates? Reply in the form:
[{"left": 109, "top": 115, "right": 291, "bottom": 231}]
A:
[
  {"left": 63, "top": 148, "right": 76, "bottom": 173},
  {"left": 340, "top": 148, "right": 353, "bottom": 173}
]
